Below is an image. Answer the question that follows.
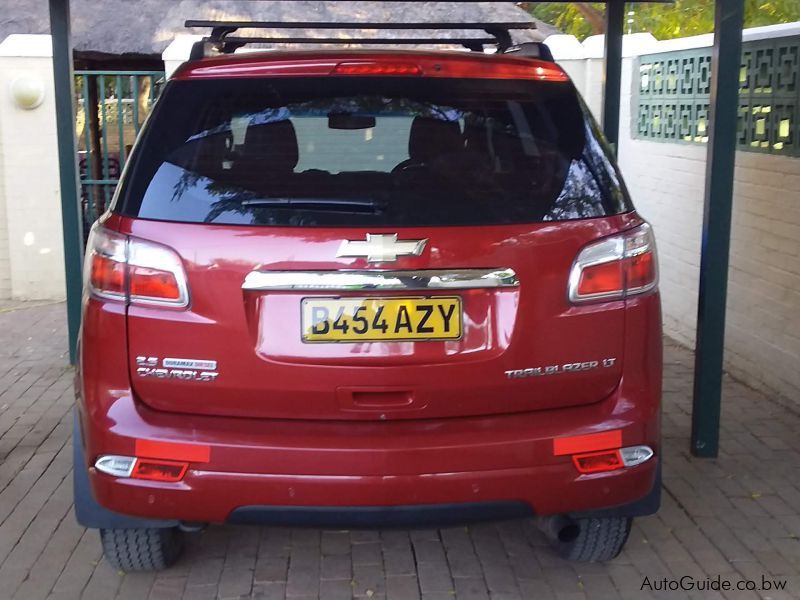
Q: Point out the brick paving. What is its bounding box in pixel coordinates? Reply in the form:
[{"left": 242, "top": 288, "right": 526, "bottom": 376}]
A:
[{"left": 0, "top": 301, "right": 799, "bottom": 599}]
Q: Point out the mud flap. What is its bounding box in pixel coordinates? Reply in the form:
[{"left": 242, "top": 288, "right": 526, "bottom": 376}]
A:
[
  {"left": 568, "top": 457, "right": 662, "bottom": 520},
  {"left": 73, "top": 410, "right": 178, "bottom": 530}
]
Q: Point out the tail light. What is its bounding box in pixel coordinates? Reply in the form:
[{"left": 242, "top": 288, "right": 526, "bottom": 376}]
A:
[
  {"left": 568, "top": 223, "right": 658, "bottom": 304},
  {"left": 84, "top": 225, "right": 189, "bottom": 308}
]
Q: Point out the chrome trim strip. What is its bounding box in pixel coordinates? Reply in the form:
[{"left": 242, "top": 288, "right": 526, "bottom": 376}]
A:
[{"left": 242, "top": 268, "right": 519, "bottom": 291}]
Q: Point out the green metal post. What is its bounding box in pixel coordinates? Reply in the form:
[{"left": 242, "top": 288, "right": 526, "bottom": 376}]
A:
[
  {"left": 116, "top": 75, "right": 125, "bottom": 170},
  {"left": 49, "top": 0, "right": 83, "bottom": 364},
  {"left": 99, "top": 74, "right": 110, "bottom": 211},
  {"left": 691, "top": 0, "right": 744, "bottom": 458},
  {"left": 132, "top": 75, "right": 140, "bottom": 136},
  {"left": 602, "top": 0, "right": 625, "bottom": 150}
]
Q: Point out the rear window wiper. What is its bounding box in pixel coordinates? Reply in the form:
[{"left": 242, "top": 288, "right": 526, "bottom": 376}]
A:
[{"left": 240, "top": 197, "right": 385, "bottom": 213}]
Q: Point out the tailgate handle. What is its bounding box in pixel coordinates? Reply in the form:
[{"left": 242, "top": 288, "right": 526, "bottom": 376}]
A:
[
  {"left": 337, "top": 387, "right": 426, "bottom": 412},
  {"left": 352, "top": 390, "right": 413, "bottom": 408},
  {"left": 242, "top": 268, "right": 518, "bottom": 291}
]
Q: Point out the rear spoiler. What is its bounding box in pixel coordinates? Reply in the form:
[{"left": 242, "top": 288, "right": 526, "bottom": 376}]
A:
[
  {"left": 503, "top": 42, "right": 554, "bottom": 62},
  {"left": 184, "top": 20, "right": 551, "bottom": 60}
]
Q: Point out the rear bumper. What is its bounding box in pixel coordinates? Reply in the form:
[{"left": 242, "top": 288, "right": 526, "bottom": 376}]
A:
[
  {"left": 91, "top": 458, "right": 658, "bottom": 525},
  {"left": 77, "top": 377, "right": 659, "bottom": 524}
]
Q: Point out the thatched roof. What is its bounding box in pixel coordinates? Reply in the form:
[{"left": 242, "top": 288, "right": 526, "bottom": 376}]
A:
[{"left": 2, "top": 1, "right": 556, "bottom": 57}]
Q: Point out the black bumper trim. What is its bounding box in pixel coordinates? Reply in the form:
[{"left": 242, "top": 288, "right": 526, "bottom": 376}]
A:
[
  {"left": 569, "top": 458, "right": 662, "bottom": 520},
  {"left": 228, "top": 502, "right": 533, "bottom": 528}
]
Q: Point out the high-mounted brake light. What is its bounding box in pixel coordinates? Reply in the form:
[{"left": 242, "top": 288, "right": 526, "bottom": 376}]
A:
[
  {"left": 84, "top": 225, "right": 189, "bottom": 308},
  {"left": 334, "top": 62, "right": 422, "bottom": 76},
  {"left": 568, "top": 223, "right": 658, "bottom": 304},
  {"left": 330, "top": 58, "right": 568, "bottom": 81}
]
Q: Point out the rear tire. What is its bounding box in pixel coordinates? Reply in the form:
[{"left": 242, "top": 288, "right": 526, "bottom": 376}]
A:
[
  {"left": 552, "top": 516, "right": 632, "bottom": 562},
  {"left": 100, "top": 527, "right": 183, "bottom": 571}
]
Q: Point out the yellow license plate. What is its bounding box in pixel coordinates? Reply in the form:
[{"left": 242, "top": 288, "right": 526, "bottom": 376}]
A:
[{"left": 301, "top": 296, "right": 462, "bottom": 342}]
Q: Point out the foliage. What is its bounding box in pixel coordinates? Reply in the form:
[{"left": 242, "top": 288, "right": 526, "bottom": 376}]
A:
[{"left": 524, "top": 1, "right": 800, "bottom": 40}]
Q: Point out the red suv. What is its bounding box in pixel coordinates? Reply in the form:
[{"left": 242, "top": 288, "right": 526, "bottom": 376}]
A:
[{"left": 74, "top": 29, "right": 661, "bottom": 571}]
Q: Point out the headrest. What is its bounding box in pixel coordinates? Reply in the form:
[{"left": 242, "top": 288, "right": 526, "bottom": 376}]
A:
[
  {"left": 242, "top": 120, "right": 299, "bottom": 171},
  {"left": 190, "top": 130, "right": 230, "bottom": 173},
  {"left": 408, "top": 117, "right": 462, "bottom": 162}
]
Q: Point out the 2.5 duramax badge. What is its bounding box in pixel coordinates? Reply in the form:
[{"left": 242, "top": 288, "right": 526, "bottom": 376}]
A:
[{"left": 135, "top": 356, "right": 219, "bottom": 382}]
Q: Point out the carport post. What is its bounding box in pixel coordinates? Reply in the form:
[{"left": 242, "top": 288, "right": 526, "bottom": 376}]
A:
[
  {"left": 602, "top": 0, "right": 625, "bottom": 150},
  {"left": 49, "top": 0, "right": 83, "bottom": 364},
  {"left": 691, "top": 0, "right": 744, "bottom": 457}
]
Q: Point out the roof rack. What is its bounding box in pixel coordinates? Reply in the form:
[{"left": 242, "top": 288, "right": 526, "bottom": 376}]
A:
[{"left": 185, "top": 20, "right": 537, "bottom": 59}]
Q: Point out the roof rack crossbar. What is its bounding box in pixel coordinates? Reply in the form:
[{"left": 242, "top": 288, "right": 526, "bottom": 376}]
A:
[
  {"left": 210, "top": 36, "right": 500, "bottom": 46},
  {"left": 185, "top": 19, "right": 536, "bottom": 31},
  {"left": 185, "top": 19, "right": 536, "bottom": 57}
]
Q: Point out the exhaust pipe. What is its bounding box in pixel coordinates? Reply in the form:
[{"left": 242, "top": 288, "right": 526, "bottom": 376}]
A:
[
  {"left": 536, "top": 515, "right": 580, "bottom": 544},
  {"left": 178, "top": 521, "right": 207, "bottom": 533}
]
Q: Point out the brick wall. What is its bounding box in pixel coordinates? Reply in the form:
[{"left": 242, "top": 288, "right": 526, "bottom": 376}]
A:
[{"left": 616, "top": 50, "right": 800, "bottom": 404}]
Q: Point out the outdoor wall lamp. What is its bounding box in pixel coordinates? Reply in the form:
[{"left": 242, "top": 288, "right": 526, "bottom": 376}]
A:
[{"left": 10, "top": 76, "right": 45, "bottom": 110}]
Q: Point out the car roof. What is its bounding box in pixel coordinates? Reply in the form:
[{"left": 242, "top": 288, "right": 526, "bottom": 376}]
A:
[{"left": 172, "top": 49, "right": 568, "bottom": 82}]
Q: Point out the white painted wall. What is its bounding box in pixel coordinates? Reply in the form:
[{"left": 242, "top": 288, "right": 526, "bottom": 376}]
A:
[
  {"left": 549, "top": 24, "right": 800, "bottom": 404},
  {"left": 163, "top": 34, "right": 202, "bottom": 79},
  {"left": 0, "top": 86, "right": 8, "bottom": 299},
  {"left": 556, "top": 33, "right": 658, "bottom": 123},
  {"left": 0, "top": 35, "right": 66, "bottom": 300}
]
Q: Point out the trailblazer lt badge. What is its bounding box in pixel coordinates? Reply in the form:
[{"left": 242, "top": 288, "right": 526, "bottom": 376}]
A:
[
  {"left": 504, "top": 358, "right": 617, "bottom": 380},
  {"left": 135, "top": 356, "right": 219, "bottom": 382}
]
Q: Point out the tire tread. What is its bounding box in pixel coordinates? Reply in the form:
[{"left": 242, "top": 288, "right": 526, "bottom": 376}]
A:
[
  {"left": 558, "top": 516, "right": 632, "bottom": 562},
  {"left": 100, "top": 527, "right": 182, "bottom": 571}
]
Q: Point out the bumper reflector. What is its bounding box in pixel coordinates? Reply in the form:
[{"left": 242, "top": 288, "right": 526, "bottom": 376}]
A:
[
  {"left": 553, "top": 430, "right": 622, "bottom": 456},
  {"left": 131, "top": 459, "right": 188, "bottom": 482},
  {"left": 135, "top": 439, "right": 210, "bottom": 463},
  {"left": 572, "top": 450, "right": 623, "bottom": 474}
]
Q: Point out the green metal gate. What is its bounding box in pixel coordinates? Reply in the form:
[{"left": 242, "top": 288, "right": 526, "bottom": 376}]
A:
[{"left": 75, "top": 70, "right": 164, "bottom": 235}]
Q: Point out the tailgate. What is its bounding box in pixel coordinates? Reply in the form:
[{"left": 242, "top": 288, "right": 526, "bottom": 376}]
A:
[{"left": 125, "top": 217, "right": 632, "bottom": 420}]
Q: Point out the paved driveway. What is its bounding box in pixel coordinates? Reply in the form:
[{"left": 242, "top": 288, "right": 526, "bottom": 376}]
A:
[{"left": 0, "top": 302, "right": 798, "bottom": 599}]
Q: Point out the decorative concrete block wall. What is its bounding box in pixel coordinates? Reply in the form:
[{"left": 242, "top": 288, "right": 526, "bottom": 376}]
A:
[{"left": 0, "top": 34, "right": 66, "bottom": 300}]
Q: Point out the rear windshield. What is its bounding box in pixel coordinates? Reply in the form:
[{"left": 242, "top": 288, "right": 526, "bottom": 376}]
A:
[{"left": 115, "top": 76, "right": 632, "bottom": 226}]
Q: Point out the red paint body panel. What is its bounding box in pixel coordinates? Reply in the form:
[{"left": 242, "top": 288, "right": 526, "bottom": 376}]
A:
[{"left": 114, "top": 213, "right": 640, "bottom": 421}]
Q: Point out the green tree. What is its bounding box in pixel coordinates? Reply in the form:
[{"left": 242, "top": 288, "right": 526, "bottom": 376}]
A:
[{"left": 524, "top": 0, "right": 800, "bottom": 40}]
